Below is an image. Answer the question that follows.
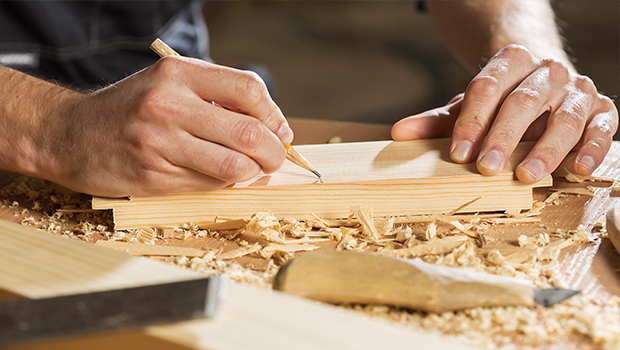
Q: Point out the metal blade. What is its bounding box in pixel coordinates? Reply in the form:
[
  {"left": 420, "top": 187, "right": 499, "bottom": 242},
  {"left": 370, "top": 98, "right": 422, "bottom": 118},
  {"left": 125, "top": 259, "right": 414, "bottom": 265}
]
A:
[
  {"left": 533, "top": 287, "right": 580, "bottom": 307},
  {"left": 0, "top": 275, "right": 222, "bottom": 345}
]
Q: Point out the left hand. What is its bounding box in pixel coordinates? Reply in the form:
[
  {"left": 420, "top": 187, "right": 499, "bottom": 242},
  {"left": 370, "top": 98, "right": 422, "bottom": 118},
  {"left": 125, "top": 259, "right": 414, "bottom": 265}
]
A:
[{"left": 392, "top": 44, "right": 618, "bottom": 183}]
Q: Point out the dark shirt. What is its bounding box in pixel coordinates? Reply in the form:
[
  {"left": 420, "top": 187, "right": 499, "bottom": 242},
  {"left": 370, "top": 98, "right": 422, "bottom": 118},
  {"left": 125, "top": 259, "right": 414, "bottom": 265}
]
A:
[{"left": 0, "top": 0, "right": 208, "bottom": 89}]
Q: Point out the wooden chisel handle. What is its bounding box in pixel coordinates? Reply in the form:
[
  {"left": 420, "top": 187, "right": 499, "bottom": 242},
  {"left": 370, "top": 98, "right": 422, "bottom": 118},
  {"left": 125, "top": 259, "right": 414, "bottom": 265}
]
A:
[
  {"left": 606, "top": 205, "right": 620, "bottom": 254},
  {"left": 273, "top": 251, "right": 536, "bottom": 313}
]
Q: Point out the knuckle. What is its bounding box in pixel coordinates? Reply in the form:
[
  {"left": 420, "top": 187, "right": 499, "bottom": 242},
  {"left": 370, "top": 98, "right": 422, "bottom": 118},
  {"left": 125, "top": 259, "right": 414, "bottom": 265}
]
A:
[
  {"left": 467, "top": 75, "right": 500, "bottom": 99},
  {"left": 151, "top": 56, "right": 181, "bottom": 79},
  {"left": 550, "top": 109, "right": 586, "bottom": 134},
  {"left": 497, "top": 44, "right": 533, "bottom": 61},
  {"left": 232, "top": 119, "right": 263, "bottom": 153},
  {"left": 508, "top": 88, "right": 542, "bottom": 111},
  {"left": 137, "top": 88, "right": 166, "bottom": 118},
  {"left": 218, "top": 152, "right": 250, "bottom": 182},
  {"left": 540, "top": 58, "right": 569, "bottom": 80},
  {"left": 455, "top": 115, "right": 488, "bottom": 136},
  {"left": 535, "top": 143, "right": 564, "bottom": 164},
  {"left": 572, "top": 75, "right": 597, "bottom": 95},
  {"left": 590, "top": 108, "right": 618, "bottom": 135},
  {"left": 236, "top": 70, "right": 268, "bottom": 106}
]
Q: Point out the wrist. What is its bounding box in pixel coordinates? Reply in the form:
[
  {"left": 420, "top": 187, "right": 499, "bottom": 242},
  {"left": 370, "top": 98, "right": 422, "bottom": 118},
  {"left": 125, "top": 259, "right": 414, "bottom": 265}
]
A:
[{"left": 0, "top": 67, "right": 82, "bottom": 184}]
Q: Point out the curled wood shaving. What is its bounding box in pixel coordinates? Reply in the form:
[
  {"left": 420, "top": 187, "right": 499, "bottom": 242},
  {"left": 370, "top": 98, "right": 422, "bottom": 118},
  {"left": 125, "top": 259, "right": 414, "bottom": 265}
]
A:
[
  {"left": 544, "top": 191, "right": 563, "bottom": 205},
  {"left": 245, "top": 212, "right": 284, "bottom": 243},
  {"left": 198, "top": 219, "right": 248, "bottom": 231},
  {"left": 550, "top": 187, "right": 596, "bottom": 196},
  {"left": 260, "top": 243, "right": 319, "bottom": 259},
  {"left": 271, "top": 250, "right": 293, "bottom": 266},
  {"left": 612, "top": 180, "right": 620, "bottom": 196},
  {"left": 280, "top": 217, "right": 309, "bottom": 238},
  {"left": 395, "top": 226, "right": 413, "bottom": 243},
  {"left": 350, "top": 206, "right": 379, "bottom": 242},
  {"left": 563, "top": 167, "right": 616, "bottom": 183},
  {"left": 136, "top": 227, "right": 155, "bottom": 244},
  {"left": 375, "top": 217, "right": 395, "bottom": 236},
  {"left": 446, "top": 196, "right": 482, "bottom": 215},
  {"left": 438, "top": 218, "right": 486, "bottom": 247},
  {"left": 377, "top": 236, "right": 471, "bottom": 258},
  {"left": 218, "top": 243, "right": 261, "bottom": 260},
  {"left": 424, "top": 221, "right": 437, "bottom": 241}
]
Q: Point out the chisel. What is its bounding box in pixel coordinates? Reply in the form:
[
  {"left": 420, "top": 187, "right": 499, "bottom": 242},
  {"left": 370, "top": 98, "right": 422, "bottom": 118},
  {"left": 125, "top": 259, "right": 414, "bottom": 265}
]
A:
[
  {"left": 273, "top": 251, "right": 578, "bottom": 313},
  {"left": 0, "top": 275, "right": 222, "bottom": 345}
]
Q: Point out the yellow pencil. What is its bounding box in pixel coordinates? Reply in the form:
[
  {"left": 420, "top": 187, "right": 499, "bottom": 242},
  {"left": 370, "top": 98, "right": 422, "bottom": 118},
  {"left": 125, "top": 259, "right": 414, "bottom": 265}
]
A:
[{"left": 149, "top": 38, "right": 323, "bottom": 182}]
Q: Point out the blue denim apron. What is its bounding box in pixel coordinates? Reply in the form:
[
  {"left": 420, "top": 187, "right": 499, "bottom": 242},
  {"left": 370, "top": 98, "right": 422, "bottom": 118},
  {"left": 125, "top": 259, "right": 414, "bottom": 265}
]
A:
[{"left": 0, "top": 0, "right": 209, "bottom": 89}]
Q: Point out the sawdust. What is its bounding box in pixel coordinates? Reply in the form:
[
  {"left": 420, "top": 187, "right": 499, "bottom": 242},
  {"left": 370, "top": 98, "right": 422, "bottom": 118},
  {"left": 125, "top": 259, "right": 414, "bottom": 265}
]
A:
[{"left": 1, "top": 175, "right": 619, "bottom": 349}]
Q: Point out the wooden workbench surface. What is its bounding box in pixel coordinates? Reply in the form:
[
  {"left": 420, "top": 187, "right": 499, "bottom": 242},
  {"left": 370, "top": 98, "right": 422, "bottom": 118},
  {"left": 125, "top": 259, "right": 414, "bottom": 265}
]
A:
[{"left": 0, "top": 119, "right": 618, "bottom": 349}]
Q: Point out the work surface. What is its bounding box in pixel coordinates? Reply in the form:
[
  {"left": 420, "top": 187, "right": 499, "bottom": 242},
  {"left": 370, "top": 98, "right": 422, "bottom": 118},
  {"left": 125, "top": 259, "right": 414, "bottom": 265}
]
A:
[{"left": 0, "top": 118, "right": 619, "bottom": 349}]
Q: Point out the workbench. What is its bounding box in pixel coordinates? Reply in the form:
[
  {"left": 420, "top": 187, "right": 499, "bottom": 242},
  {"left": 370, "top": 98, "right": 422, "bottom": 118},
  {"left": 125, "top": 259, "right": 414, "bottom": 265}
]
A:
[{"left": 0, "top": 118, "right": 618, "bottom": 349}]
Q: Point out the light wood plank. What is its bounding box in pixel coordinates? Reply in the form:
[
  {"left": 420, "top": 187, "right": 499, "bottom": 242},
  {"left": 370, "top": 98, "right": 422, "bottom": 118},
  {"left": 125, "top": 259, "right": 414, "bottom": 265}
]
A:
[
  {"left": 94, "top": 240, "right": 208, "bottom": 257},
  {"left": 93, "top": 139, "right": 551, "bottom": 229},
  {"left": 0, "top": 220, "right": 475, "bottom": 349}
]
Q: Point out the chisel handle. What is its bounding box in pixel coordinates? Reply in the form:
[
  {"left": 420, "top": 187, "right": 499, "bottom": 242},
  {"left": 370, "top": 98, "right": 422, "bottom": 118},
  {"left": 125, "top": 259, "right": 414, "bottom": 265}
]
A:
[{"left": 274, "top": 251, "right": 536, "bottom": 313}]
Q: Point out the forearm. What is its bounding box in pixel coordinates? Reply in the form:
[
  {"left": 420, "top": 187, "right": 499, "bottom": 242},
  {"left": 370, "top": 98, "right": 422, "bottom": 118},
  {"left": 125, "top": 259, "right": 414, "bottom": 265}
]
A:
[
  {"left": 426, "top": 0, "right": 573, "bottom": 73},
  {"left": 0, "top": 66, "right": 78, "bottom": 180}
]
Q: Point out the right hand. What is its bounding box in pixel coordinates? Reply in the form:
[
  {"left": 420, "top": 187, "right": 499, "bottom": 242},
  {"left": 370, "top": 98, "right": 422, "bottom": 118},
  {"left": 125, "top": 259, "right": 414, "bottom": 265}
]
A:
[{"left": 36, "top": 56, "right": 293, "bottom": 197}]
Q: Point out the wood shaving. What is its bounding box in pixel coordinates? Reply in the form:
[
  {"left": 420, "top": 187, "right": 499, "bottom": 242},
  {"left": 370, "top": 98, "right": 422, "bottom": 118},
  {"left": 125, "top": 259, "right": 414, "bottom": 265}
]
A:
[
  {"left": 350, "top": 206, "right": 379, "bottom": 242},
  {"left": 394, "top": 225, "right": 413, "bottom": 243},
  {"left": 551, "top": 187, "right": 596, "bottom": 196},
  {"left": 563, "top": 168, "right": 616, "bottom": 183},
  {"left": 377, "top": 236, "right": 471, "bottom": 258},
  {"left": 217, "top": 243, "right": 261, "bottom": 260},
  {"left": 260, "top": 243, "right": 319, "bottom": 259},
  {"left": 245, "top": 212, "right": 284, "bottom": 243},
  {"left": 136, "top": 227, "right": 155, "bottom": 244},
  {"left": 347, "top": 296, "right": 620, "bottom": 350},
  {"left": 1, "top": 174, "right": 617, "bottom": 349},
  {"left": 424, "top": 221, "right": 437, "bottom": 241}
]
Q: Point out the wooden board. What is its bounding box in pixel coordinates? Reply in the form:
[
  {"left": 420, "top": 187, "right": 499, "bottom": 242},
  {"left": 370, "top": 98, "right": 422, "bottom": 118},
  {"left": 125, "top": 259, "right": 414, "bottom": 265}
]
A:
[
  {"left": 0, "top": 219, "right": 475, "bottom": 349},
  {"left": 93, "top": 138, "right": 552, "bottom": 230}
]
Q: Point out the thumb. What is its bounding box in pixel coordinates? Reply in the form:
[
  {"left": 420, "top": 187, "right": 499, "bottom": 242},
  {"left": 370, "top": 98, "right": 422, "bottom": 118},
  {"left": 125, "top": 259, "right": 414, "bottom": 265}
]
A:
[{"left": 391, "top": 95, "right": 463, "bottom": 141}]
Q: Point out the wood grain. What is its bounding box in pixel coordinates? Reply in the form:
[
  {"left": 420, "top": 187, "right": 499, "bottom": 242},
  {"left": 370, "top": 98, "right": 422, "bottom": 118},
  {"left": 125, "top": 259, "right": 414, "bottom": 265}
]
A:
[
  {"left": 93, "top": 139, "right": 552, "bottom": 230},
  {"left": 0, "top": 219, "right": 474, "bottom": 349}
]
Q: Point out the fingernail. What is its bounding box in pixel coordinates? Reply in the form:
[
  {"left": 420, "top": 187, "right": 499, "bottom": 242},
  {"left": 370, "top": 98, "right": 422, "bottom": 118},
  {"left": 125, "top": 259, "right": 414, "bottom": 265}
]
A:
[
  {"left": 577, "top": 155, "right": 595, "bottom": 172},
  {"left": 451, "top": 140, "right": 473, "bottom": 162},
  {"left": 277, "top": 122, "right": 294, "bottom": 145},
  {"left": 521, "top": 158, "right": 545, "bottom": 181},
  {"left": 478, "top": 150, "right": 504, "bottom": 172}
]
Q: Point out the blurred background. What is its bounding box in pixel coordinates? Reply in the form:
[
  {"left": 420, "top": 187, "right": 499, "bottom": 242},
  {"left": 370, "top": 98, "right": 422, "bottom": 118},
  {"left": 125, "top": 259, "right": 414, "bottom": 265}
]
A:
[{"left": 203, "top": 1, "right": 619, "bottom": 136}]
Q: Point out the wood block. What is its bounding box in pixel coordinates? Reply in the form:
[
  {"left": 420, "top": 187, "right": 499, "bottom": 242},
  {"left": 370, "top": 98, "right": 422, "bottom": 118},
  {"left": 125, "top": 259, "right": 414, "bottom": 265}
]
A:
[{"left": 93, "top": 139, "right": 551, "bottom": 230}]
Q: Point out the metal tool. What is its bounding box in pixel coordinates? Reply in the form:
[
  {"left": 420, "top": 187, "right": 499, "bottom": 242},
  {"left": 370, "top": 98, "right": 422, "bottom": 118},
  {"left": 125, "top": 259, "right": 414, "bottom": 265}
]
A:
[
  {"left": 0, "top": 275, "right": 222, "bottom": 345},
  {"left": 274, "top": 251, "right": 578, "bottom": 313}
]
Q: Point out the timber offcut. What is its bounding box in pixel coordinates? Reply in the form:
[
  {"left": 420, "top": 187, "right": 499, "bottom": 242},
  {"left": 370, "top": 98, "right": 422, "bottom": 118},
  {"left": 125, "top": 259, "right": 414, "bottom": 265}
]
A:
[{"left": 92, "top": 139, "right": 552, "bottom": 230}]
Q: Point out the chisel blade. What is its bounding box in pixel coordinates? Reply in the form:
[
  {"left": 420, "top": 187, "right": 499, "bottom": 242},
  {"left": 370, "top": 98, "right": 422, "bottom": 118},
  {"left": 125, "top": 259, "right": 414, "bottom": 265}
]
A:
[
  {"left": 0, "top": 275, "right": 222, "bottom": 345},
  {"left": 533, "top": 287, "right": 580, "bottom": 307}
]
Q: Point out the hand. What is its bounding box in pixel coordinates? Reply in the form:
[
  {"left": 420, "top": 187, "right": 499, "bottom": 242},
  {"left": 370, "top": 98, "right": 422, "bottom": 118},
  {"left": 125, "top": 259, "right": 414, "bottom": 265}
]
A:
[
  {"left": 392, "top": 44, "right": 618, "bottom": 183},
  {"left": 36, "top": 56, "right": 293, "bottom": 197}
]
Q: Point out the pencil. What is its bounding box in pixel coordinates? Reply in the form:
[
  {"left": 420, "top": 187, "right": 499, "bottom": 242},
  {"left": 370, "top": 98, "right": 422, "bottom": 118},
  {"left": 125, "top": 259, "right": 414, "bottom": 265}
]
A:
[{"left": 149, "top": 38, "right": 323, "bottom": 182}]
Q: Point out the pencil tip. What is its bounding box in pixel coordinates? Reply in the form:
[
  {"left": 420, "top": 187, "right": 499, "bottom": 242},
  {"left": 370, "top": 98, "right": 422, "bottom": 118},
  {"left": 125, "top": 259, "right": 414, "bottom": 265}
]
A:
[{"left": 313, "top": 170, "right": 323, "bottom": 183}]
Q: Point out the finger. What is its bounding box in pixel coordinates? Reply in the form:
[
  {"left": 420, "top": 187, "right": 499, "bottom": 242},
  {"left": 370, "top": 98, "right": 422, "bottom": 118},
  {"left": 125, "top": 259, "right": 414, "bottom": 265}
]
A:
[
  {"left": 515, "top": 78, "right": 595, "bottom": 183},
  {"left": 169, "top": 133, "right": 264, "bottom": 184},
  {"left": 573, "top": 96, "right": 619, "bottom": 175},
  {"left": 155, "top": 57, "right": 294, "bottom": 145},
  {"left": 176, "top": 99, "right": 287, "bottom": 175},
  {"left": 476, "top": 61, "right": 569, "bottom": 174},
  {"left": 451, "top": 45, "right": 538, "bottom": 163},
  {"left": 391, "top": 95, "right": 463, "bottom": 140},
  {"left": 131, "top": 165, "right": 231, "bottom": 196}
]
